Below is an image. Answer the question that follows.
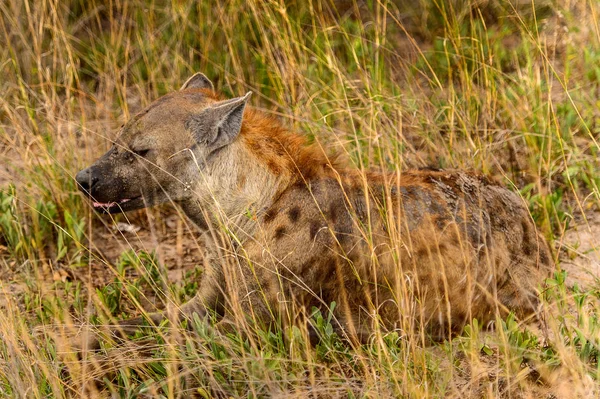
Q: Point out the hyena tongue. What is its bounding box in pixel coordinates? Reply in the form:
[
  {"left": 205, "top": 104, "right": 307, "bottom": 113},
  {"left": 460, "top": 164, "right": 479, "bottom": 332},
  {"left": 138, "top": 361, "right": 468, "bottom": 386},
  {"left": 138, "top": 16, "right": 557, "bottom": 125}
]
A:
[
  {"left": 93, "top": 201, "right": 116, "bottom": 208},
  {"left": 93, "top": 198, "right": 131, "bottom": 208}
]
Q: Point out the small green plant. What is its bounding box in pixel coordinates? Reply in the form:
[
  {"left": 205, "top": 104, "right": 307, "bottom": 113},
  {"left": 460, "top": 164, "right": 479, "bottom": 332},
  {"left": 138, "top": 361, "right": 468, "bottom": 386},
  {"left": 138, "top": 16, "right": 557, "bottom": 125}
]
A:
[
  {"left": 310, "top": 302, "right": 349, "bottom": 360},
  {"left": 0, "top": 185, "right": 87, "bottom": 265},
  {"left": 0, "top": 185, "right": 27, "bottom": 259}
]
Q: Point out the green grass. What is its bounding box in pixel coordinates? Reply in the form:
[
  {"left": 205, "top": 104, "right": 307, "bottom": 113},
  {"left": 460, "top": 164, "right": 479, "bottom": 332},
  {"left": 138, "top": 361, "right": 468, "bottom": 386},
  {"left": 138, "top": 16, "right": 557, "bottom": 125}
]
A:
[{"left": 1, "top": 0, "right": 600, "bottom": 397}]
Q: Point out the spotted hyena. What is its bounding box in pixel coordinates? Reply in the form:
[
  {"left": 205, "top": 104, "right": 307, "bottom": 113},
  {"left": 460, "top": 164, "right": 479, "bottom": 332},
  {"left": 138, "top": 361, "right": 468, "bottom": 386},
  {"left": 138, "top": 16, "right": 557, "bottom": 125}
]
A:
[{"left": 75, "top": 73, "right": 554, "bottom": 344}]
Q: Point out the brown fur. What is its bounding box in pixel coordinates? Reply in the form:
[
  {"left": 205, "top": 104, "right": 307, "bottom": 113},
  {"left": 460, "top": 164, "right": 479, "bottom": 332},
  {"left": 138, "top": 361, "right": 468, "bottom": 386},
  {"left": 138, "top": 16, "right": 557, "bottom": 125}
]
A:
[
  {"left": 75, "top": 73, "right": 554, "bottom": 347},
  {"left": 241, "top": 109, "right": 341, "bottom": 180}
]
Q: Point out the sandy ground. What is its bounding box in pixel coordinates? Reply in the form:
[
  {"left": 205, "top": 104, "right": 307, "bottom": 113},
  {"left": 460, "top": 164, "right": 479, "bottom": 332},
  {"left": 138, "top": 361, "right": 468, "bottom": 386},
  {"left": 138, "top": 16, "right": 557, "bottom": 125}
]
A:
[
  {"left": 0, "top": 209, "right": 204, "bottom": 311},
  {"left": 73, "top": 212, "right": 204, "bottom": 287},
  {"left": 559, "top": 212, "right": 600, "bottom": 290}
]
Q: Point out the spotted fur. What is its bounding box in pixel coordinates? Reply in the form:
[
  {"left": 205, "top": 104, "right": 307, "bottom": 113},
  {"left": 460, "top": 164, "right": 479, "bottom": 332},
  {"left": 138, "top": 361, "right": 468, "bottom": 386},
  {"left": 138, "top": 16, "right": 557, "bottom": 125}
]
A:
[{"left": 76, "top": 73, "right": 554, "bottom": 345}]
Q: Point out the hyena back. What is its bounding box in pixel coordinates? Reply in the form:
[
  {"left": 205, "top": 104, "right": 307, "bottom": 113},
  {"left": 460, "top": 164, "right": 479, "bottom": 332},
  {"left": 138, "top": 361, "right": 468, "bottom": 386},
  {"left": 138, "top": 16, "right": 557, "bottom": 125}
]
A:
[{"left": 76, "top": 73, "right": 553, "bottom": 343}]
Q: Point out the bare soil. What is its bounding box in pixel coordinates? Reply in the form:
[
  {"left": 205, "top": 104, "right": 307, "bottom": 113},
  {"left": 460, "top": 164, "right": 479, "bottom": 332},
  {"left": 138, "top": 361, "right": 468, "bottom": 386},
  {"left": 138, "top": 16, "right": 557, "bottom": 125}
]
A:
[{"left": 559, "top": 212, "right": 600, "bottom": 290}]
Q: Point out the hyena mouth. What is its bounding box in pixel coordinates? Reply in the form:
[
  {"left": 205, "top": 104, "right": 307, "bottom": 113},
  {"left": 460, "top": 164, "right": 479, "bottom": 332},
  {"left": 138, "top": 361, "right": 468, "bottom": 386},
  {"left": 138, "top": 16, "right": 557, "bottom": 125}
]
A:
[{"left": 92, "top": 196, "right": 143, "bottom": 213}]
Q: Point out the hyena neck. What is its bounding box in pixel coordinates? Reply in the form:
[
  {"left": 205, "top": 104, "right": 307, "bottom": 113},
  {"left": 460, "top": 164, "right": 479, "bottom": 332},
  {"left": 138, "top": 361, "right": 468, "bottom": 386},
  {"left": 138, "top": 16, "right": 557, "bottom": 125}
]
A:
[
  {"left": 239, "top": 108, "right": 340, "bottom": 182},
  {"left": 180, "top": 140, "right": 291, "bottom": 240},
  {"left": 180, "top": 111, "right": 341, "bottom": 241}
]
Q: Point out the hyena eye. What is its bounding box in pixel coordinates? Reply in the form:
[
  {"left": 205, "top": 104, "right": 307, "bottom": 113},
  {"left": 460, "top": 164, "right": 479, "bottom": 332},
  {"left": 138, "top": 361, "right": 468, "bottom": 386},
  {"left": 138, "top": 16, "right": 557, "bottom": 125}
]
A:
[{"left": 132, "top": 148, "right": 151, "bottom": 158}]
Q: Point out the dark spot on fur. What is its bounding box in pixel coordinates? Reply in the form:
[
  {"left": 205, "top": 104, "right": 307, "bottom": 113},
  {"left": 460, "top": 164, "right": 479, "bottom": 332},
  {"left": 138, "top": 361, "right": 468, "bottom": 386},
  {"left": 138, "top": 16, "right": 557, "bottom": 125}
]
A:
[
  {"left": 451, "top": 234, "right": 461, "bottom": 246},
  {"left": 333, "top": 214, "right": 353, "bottom": 246},
  {"left": 509, "top": 250, "right": 521, "bottom": 273},
  {"left": 420, "top": 166, "right": 443, "bottom": 172},
  {"left": 309, "top": 222, "right": 322, "bottom": 240},
  {"left": 521, "top": 220, "right": 533, "bottom": 256},
  {"left": 263, "top": 208, "right": 277, "bottom": 224},
  {"left": 521, "top": 219, "right": 531, "bottom": 235},
  {"left": 249, "top": 142, "right": 262, "bottom": 152},
  {"left": 416, "top": 247, "right": 429, "bottom": 258},
  {"left": 275, "top": 226, "right": 286, "bottom": 239},
  {"left": 429, "top": 200, "right": 447, "bottom": 217},
  {"left": 360, "top": 239, "right": 370, "bottom": 251},
  {"left": 266, "top": 160, "right": 282, "bottom": 174},
  {"left": 484, "top": 226, "right": 493, "bottom": 248},
  {"left": 328, "top": 203, "right": 338, "bottom": 224},
  {"left": 335, "top": 231, "right": 348, "bottom": 244},
  {"left": 381, "top": 221, "right": 388, "bottom": 233},
  {"left": 347, "top": 253, "right": 360, "bottom": 265},
  {"left": 539, "top": 247, "right": 549, "bottom": 265},
  {"left": 453, "top": 309, "right": 467, "bottom": 323},
  {"left": 299, "top": 260, "right": 313, "bottom": 274},
  {"left": 289, "top": 181, "right": 310, "bottom": 195},
  {"left": 325, "top": 258, "right": 338, "bottom": 273},
  {"left": 438, "top": 278, "right": 447, "bottom": 293},
  {"left": 352, "top": 195, "right": 367, "bottom": 222},
  {"left": 194, "top": 216, "right": 210, "bottom": 231},
  {"left": 288, "top": 207, "right": 301, "bottom": 223},
  {"left": 400, "top": 185, "right": 417, "bottom": 198},
  {"left": 497, "top": 269, "right": 512, "bottom": 291},
  {"left": 434, "top": 215, "right": 450, "bottom": 230}
]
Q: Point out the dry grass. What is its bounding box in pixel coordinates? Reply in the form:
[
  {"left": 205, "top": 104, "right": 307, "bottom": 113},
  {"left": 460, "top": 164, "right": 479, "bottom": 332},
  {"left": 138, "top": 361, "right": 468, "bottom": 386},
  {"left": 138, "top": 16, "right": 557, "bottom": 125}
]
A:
[{"left": 1, "top": 0, "right": 600, "bottom": 397}]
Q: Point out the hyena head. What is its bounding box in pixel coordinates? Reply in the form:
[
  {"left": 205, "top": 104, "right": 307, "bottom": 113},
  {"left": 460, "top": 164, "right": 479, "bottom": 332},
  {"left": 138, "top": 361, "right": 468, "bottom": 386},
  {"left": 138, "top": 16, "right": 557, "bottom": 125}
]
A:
[{"left": 75, "top": 73, "right": 251, "bottom": 214}]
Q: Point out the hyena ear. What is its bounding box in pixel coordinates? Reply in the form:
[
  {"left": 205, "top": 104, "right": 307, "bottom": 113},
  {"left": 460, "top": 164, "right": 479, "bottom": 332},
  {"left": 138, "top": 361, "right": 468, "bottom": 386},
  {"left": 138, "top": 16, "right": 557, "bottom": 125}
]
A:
[
  {"left": 186, "top": 92, "right": 252, "bottom": 151},
  {"left": 180, "top": 72, "right": 214, "bottom": 91}
]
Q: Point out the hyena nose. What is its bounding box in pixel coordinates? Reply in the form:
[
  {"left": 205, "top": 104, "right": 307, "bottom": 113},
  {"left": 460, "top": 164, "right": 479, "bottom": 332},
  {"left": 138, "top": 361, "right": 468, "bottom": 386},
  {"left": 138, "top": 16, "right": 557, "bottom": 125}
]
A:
[{"left": 75, "top": 168, "right": 99, "bottom": 195}]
